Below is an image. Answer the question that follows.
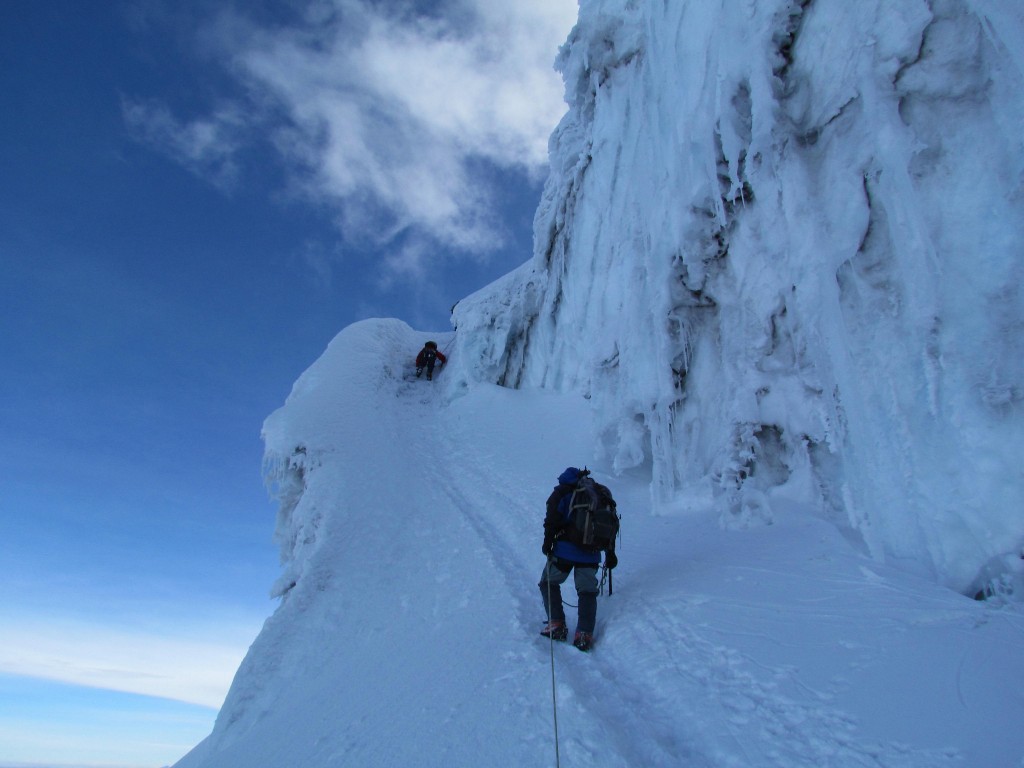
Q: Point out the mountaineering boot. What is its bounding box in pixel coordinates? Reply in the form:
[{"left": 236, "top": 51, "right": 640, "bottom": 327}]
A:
[
  {"left": 573, "top": 631, "right": 594, "bottom": 652},
  {"left": 540, "top": 620, "right": 568, "bottom": 641},
  {"left": 415, "top": 367, "right": 423, "bottom": 378}
]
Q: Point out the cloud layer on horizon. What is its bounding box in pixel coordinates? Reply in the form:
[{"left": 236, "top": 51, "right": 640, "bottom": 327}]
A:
[{"left": 0, "top": 610, "right": 261, "bottom": 709}]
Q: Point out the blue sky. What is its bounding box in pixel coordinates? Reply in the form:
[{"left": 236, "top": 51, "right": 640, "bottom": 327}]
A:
[{"left": 0, "top": 1, "right": 575, "bottom": 765}]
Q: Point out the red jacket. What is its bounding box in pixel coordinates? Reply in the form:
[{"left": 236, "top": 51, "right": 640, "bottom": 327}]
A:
[{"left": 416, "top": 347, "right": 447, "bottom": 366}]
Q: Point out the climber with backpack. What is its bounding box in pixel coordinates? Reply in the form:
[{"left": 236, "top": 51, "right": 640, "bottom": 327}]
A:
[
  {"left": 415, "top": 341, "right": 447, "bottom": 380},
  {"left": 539, "top": 467, "right": 619, "bottom": 651}
]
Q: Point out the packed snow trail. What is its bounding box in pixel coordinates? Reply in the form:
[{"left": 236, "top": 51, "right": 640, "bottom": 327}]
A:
[
  {"left": 173, "top": 0, "right": 1024, "bottom": 762},
  {"left": 176, "top": 320, "right": 1024, "bottom": 768}
]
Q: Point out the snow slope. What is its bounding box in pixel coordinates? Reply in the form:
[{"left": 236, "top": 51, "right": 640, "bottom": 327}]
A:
[
  {"left": 175, "top": 0, "right": 1024, "bottom": 764},
  {"left": 175, "top": 319, "right": 1024, "bottom": 767}
]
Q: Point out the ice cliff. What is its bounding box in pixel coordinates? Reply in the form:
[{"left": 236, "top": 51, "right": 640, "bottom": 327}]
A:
[{"left": 449, "top": 0, "right": 1024, "bottom": 592}]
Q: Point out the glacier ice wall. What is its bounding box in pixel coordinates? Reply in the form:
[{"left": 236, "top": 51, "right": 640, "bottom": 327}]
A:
[{"left": 450, "top": 0, "right": 1024, "bottom": 590}]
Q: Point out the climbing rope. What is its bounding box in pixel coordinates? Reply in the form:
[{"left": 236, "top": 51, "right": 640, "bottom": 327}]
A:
[{"left": 544, "top": 559, "right": 562, "bottom": 768}]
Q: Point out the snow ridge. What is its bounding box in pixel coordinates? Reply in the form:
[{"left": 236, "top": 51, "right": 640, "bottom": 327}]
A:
[{"left": 177, "top": 319, "right": 1024, "bottom": 767}]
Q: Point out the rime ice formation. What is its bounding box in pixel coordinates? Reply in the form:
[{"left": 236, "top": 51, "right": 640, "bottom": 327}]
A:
[{"left": 450, "top": 0, "right": 1024, "bottom": 591}]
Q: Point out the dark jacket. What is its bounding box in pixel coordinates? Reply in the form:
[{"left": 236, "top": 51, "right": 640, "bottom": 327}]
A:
[
  {"left": 543, "top": 467, "right": 614, "bottom": 566},
  {"left": 416, "top": 347, "right": 447, "bottom": 367}
]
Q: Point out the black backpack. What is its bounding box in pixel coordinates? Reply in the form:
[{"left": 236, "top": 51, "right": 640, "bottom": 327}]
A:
[{"left": 566, "top": 475, "right": 619, "bottom": 551}]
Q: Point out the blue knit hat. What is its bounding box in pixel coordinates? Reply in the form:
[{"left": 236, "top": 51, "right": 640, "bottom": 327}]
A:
[{"left": 558, "top": 467, "right": 581, "bottom": 485}]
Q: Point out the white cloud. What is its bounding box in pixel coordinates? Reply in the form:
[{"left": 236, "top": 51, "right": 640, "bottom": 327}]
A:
[
  {"left": 232, "top": 0, "right": 577, "bottom": 253},
  {"left": 0, "top": 614, "right": 261, "bottom": 709},
  {"left": 378, "top": 237, "right": 431, "bottom": 288},
  {"left": 122, "top": 98, "right": 244, "bottom": 191},
  {"left": 354, "top": 2, "right": 569, "bottom": 168},
  {"left": 125, "top": 0, "right": 578, "bottom": 268}
]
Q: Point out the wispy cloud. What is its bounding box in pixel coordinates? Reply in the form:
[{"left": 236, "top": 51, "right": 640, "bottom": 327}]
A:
[
  {"left": 0, "top": 613, "right": 261, "bottom": 708},
  {"left": 122, "top": 98, "right": 245, "bottom": 191},
  {"left": 125, "top": 0, "right": 577, "bottom": 273}
]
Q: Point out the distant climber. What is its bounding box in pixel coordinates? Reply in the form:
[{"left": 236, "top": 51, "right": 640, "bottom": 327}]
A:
[
  {"left": 539, "top": 467, "right": 619, "bottom": 652},
  {"left": 415, "top": 341, "right": 447, "bottom": 380}
]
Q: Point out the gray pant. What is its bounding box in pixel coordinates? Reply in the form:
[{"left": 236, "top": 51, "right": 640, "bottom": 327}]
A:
[{"left": 539, "top": 559, "right": 598, "bottom": 634}]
